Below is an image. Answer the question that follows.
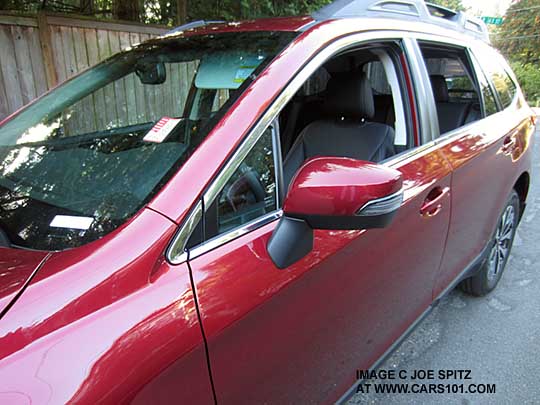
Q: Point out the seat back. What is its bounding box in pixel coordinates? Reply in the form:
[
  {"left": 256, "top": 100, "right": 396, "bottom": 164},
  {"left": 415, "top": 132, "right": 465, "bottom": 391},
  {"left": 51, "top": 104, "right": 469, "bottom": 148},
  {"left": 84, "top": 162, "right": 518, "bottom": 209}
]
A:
[
  {"left": 430, "top": 75, "right": 472, "bottom": 135},
  {"left": 283, "top": 73, "right": 395, "bottom": 188}
]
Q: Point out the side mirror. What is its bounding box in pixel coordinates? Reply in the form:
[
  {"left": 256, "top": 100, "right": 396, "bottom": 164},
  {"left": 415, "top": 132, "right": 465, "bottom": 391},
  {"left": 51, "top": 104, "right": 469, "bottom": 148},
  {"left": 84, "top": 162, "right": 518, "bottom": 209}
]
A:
[{"left": 268, "top": 157, "right": 403, "bottom": 269}]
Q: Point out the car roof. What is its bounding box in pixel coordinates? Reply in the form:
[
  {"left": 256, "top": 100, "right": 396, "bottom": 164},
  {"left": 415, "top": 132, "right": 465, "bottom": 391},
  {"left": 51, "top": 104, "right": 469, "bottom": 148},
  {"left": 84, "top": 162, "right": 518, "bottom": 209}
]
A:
[
  {"left": 158, "top": 16, "right": 316, "bottom": 38},
  {"left": 159, "top": 0, "right": 489, "bottom": 44},
  {"left": 156, "top": 16, "right": 487, "bottom": 50}
]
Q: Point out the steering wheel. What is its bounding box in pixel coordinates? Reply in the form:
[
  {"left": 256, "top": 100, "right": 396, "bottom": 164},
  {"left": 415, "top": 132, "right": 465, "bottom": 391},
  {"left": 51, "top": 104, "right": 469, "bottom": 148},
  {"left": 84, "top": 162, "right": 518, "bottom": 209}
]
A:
[{"left": 226, "top": 163, "right": 266, "bottom": 212}]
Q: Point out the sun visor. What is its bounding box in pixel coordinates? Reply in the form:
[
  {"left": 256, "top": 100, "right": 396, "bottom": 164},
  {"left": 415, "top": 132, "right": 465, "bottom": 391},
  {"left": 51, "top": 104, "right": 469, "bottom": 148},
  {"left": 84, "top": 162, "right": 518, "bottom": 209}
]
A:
[{"left": 195, "top": 52, "right": 266, "bottom": 90}]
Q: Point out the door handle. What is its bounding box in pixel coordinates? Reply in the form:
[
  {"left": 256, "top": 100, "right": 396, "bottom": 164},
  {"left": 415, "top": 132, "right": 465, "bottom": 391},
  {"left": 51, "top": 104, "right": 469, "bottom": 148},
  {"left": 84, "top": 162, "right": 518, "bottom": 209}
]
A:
[
  {"left": 501, "top": 136, "right": 516, "bottom": 154},
  {"left": 420, "top": 187, "right": 450, "bottom": 217}
]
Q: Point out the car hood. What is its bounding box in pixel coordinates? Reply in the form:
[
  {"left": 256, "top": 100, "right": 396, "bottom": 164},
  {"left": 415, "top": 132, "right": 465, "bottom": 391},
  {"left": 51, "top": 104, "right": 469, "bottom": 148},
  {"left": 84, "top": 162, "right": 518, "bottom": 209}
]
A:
[{"left": 0, "top": 247, "right": 49, "bottom": 316}]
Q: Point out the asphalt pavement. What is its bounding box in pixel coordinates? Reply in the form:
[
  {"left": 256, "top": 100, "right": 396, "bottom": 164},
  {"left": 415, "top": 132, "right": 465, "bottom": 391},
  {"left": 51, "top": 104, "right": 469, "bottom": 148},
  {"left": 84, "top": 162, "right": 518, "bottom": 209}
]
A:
[{"left": 348, "top": 125, "right": 540, "bottom": 405}]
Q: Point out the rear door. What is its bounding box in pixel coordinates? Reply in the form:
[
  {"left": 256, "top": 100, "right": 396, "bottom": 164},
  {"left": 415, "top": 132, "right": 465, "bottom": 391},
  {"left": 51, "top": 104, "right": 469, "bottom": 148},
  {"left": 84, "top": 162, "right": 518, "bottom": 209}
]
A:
[
  {"left": 180, "top": 35, "right": 452, "bottom": 404},
  {"left": 412, "top": 38, "right": 534, "bottom": 297}
]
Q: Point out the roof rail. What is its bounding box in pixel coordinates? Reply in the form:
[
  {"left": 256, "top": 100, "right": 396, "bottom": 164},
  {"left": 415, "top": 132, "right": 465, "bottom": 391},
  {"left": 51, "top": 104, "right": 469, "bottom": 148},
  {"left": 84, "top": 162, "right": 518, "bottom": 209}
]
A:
[
  {"left": 166, "top": 20, "right": 225, "bottom": 35},
  {"left": 312, "top": 0, "right": 490, "bottom": 43}
]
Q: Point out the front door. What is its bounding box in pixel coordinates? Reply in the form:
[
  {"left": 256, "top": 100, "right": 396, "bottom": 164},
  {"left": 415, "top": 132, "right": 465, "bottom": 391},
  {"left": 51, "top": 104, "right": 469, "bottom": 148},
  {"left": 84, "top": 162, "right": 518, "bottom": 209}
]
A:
[
  {"left": 186, "top": 148, "right": 454, "bottom": 403},
  {"left": 186, "top": 40, "right": 453, "bottom": 404}
]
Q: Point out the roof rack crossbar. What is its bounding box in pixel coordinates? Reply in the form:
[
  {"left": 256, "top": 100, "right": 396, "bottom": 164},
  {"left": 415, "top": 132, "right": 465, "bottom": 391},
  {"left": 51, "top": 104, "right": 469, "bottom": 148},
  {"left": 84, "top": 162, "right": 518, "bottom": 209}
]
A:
[
  {"left": 312, "top": 0, "right": 490, "bottom": 43},
  {"left": 426, "top": 3, "right": 457, "bottom": 19},
  {"left": 167, "top": 20, "right": 225, "bottom": 35}
]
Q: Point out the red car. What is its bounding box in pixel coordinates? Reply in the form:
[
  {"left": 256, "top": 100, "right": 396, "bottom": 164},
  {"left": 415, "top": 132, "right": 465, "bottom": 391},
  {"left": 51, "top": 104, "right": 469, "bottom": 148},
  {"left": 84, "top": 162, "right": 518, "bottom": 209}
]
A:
[{"left": 0, "top": 0, "right": 535, "bottom": 403}]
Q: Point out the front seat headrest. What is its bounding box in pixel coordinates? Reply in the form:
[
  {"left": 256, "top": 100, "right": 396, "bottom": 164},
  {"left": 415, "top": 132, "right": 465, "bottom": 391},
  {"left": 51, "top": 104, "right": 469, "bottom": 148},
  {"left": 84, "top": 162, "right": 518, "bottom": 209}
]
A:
[
  {"left": 430, "top": 75, "right": 449, "bottom": 103},
  {"left": 323, "top": 72, "right": 375, "bottom": 120}
]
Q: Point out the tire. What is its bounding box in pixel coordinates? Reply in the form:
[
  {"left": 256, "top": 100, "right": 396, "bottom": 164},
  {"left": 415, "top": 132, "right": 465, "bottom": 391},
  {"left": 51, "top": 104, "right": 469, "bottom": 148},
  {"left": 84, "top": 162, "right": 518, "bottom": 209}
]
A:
[{"left": 460, "top": 190, "right": 520, "bottom": 297}]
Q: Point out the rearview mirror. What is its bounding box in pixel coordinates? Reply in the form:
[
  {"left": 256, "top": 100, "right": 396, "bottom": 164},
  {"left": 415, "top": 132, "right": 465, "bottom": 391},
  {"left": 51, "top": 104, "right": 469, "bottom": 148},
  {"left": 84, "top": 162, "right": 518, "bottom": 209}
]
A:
[
  {"left": 135, "top": 61, "right": 166, "bottom": 85},
  {"left": 268, "top": 157, "right": 403, "bottom": 269}
]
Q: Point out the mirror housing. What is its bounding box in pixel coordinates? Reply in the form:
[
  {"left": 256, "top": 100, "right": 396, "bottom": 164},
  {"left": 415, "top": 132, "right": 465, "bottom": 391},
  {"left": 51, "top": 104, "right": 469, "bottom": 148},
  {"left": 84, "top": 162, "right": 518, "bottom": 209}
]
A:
[
  {"left": 268, "top": 157, "right": 403, "bottom": 269},
  {"left": 135, "top": 62, "right": 166, "bottom": 85}
]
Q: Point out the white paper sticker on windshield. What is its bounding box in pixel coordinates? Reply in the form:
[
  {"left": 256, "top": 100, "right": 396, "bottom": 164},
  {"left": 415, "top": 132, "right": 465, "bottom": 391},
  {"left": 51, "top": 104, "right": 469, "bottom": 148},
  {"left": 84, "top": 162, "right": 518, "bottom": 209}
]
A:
[
  {"left": 144, "top": 117, "right": 181, "bottom": 143},
  {"left": 50, "top": 215, "right": 94, "bottom": 230}
]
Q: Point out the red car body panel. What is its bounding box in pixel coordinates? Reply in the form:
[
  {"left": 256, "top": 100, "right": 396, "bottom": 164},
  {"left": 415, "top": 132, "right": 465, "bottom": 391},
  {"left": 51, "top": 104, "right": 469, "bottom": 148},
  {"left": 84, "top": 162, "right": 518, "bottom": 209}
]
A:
[
  {"left": 433, "top": 111, "right": 535, "bottom": 297},
  {"left": 284, "top": 157, "right": 403, "bottom": 216},
  {"left": 0, "top": 209, "right": 214, "bottom": 404},
  {"left": 187, "top": 149, "right": 453, "bottom": 403},
  {"left": 0, "top": 249, "right": 48, "bottom": 315},
  {"left": 0, "top": 13, "right": 534, "bottom": 405}
]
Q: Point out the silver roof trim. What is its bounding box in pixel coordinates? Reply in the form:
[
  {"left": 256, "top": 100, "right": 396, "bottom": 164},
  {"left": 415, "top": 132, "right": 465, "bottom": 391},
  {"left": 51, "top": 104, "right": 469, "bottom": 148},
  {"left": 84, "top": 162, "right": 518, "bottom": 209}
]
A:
[{"left": 312, "top": 0, "right": 490, "bottom": 43}]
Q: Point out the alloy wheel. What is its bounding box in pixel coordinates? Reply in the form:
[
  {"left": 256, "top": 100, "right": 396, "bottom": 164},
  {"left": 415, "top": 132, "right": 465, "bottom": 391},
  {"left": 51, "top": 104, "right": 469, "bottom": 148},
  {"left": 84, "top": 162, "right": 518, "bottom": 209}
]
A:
[{"left": 487, "top": 205, "right": 516, "bottom": 282}]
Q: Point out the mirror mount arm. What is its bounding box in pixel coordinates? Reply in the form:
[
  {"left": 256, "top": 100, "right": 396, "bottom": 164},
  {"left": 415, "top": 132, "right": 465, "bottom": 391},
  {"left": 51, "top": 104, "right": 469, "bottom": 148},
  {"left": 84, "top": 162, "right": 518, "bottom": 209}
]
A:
[{"left": 267, "top": 216, "right": 313, "bottom": 269}]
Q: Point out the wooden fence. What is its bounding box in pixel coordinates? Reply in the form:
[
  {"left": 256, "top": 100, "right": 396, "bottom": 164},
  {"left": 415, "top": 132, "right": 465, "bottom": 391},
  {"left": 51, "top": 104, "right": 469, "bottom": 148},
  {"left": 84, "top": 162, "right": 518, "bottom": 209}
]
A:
[{"left": 0, "top": 13, "right": 170, "bottom": 122}]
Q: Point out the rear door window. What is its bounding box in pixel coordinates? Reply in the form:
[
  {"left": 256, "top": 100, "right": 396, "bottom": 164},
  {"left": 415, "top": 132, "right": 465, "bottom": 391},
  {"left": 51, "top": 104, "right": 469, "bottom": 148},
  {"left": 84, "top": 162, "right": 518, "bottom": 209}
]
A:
[{"left": 418, "top": 42, "right": 483, "bottom": 136}]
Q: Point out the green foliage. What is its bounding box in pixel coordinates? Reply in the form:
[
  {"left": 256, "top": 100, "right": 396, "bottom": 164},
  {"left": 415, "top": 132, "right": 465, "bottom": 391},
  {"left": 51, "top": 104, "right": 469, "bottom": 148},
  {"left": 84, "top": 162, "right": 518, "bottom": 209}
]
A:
[
  {"left": 0, "top": 0, "right": 332, "bottom": 24},
  {"left": 426, "top": 0, "right": 466, "bottom": 12},
  {"left": 493, "top": 0, "right": 540, "bottom": 65},
  {"left": 187, "top": 0, "right": 331, "bottom": 21},
  {"left": 511, "top": 62, "right": 540, "bottom": 107},
  {"left": 491, "top": 1, "right": 540, "bottom": 106}
]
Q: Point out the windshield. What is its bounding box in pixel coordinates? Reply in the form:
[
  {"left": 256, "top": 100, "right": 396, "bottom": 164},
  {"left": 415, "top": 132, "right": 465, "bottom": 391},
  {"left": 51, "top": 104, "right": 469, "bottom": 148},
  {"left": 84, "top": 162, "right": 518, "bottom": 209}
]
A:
[{"left": 0, "top": 31, "right": 296, "bottom": 251}]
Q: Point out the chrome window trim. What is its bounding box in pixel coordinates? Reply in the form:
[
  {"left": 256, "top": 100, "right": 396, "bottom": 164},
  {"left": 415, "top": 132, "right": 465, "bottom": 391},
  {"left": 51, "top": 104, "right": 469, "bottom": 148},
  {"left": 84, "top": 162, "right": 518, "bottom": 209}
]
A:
[
  {"left": 271, "top": 120, "right": 285, "bottom": 206},
  {"left": 189, "top": 210, "right": 283, "bottom": 260},
  {"left": 385, "top": 95, "right": 530, "bottom": 170},
  {"left": 167, "top": 200, "right": 203, "bottom": 264},
  {"left": 382, "top": 140, "right": 435, "bottom": 168},
  {"left": 384, "top": 117, "right": 487, "bottom": 169},
  {"left": 432, "top": 120, "right": 479, "bottom": 145},
  {"left": 402, "top": 37, "right": 439, "bottom": 144}
]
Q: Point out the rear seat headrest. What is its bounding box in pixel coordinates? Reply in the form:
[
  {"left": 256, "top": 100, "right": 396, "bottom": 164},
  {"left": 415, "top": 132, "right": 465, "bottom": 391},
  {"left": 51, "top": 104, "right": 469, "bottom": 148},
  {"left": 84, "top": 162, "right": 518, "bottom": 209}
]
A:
[
  {"left": 430, "top": 75, "right": 450, "bottom": 103},
  {"left": 323, "top": 73, "right": 374, "bottom": 119}
]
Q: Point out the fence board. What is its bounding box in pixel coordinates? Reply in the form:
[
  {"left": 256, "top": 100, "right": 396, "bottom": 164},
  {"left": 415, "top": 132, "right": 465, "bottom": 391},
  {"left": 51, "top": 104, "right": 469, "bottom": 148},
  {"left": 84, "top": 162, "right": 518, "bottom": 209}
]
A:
[
  {"left": 11, "top": 25, "right": 36, "bottom": 105},
  {"left": 0, "top": 25, "right": 23, "bottom": 112},
  {"left": 50, "top": 25, "right": 67, "bottom": 83},
  {"left": 47, "top": 15, "right": 167, "bottom": 35},
  {"left": 0, "top": 67, "right": 9, "bottom": 120},
  {"left": 60, "top": 26, "right": 82, "bottom": 134},
  {"left": 27, "top": 27, "right": 48, "bottom": 96},
  {"left": 97, "top": 28, "right": 118, "bottom": 128},
  {"left": 72, "top": 27, "right": 96, "bottom": 132},
  {"left": 108, "top": 31, "right": 129, "bottom": 127},
  {"left": 0, "top": 13, "right": 168, "bottom": 122},
  {"left": 129, "top": 32, "right": 148, "bottom": 122},
  {"left": 85, "top": 28, "right": 107, "bottom": 130},
  {"left": 119, "top": 31, "right": 138, "bottom": 126}
]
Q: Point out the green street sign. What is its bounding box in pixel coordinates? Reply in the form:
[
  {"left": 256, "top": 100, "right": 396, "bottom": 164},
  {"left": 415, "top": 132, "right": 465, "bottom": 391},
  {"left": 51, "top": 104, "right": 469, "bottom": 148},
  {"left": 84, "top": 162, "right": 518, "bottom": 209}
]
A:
[{"left": 481, "top": 16, "right": 504, "bottom": 25}]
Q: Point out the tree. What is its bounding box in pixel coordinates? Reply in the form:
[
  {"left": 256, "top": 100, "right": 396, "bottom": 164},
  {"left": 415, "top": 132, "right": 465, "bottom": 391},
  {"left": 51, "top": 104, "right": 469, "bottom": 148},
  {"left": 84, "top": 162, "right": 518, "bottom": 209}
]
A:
[
  {"left": 186, "top": 0, "right": 332, "bottom": 21},
  {"left": 510, "top": 62, "right": 540, "bottom": 107},
  {"left": 427, "top": 0, "right": 466, "bottom": 12},
  {"left": 80, "top": 0, "right": 94, "bottom": 14},
  {"left": 493, "top": 0, "right": 540, "bottom": 65},
  {"left": 113, "top": 0, "right": 141, "bottom": 21},
  {"left": 177, "top": 0, "right": 187, "bottom": 24}
]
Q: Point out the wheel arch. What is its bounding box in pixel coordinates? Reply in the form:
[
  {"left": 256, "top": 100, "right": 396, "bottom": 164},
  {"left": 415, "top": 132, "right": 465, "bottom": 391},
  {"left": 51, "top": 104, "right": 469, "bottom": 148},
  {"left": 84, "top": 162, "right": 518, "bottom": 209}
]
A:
[{"left": 514, "top": 171, "right": 530, "bottom": 219}]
